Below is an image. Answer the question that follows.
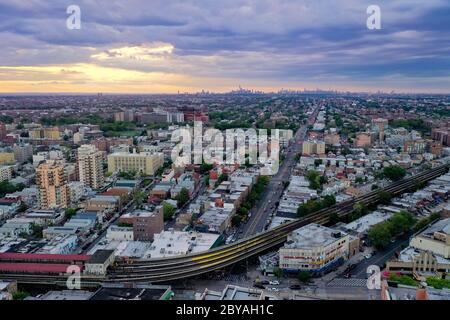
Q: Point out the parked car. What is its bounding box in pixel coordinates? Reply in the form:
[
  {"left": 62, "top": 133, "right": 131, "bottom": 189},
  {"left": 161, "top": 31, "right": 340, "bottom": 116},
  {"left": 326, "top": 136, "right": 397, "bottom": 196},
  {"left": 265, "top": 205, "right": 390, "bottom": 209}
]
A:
[
  {"left": 253, "top": 283, "right": 266, "bottom": 289},
  {"left": 289, "top": 285, "right": 302, "bottom": 290},
  {"left": 269, "top": 280, "right": 280, "bottom": 285}
]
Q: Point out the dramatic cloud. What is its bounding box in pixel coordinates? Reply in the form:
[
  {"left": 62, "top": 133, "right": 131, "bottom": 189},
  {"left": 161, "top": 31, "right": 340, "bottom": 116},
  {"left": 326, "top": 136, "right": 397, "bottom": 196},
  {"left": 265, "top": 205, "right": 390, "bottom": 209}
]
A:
[{"left": 0, "top": 0, "right": 449, "bottom": 93}]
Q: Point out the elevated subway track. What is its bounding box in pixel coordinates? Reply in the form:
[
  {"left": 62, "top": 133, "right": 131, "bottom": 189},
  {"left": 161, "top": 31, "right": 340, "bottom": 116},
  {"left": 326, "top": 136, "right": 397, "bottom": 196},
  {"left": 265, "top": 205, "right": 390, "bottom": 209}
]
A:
[
  {"left": 1, "top": 164, "right": 447, "bottom": 286},
  {"left": 106, "top": 164, "right": 448, "bottom": 283}
]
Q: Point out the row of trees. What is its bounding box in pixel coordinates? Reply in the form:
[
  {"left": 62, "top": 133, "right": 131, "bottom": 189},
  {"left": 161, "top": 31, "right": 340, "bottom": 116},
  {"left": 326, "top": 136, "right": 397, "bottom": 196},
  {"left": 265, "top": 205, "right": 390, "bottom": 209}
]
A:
[
  {"left": 382, "top": 165, "right": 407, "bottom": 182},
  {"left": 272, "top": 267, "right": 312, "bottom": 283},
  {"left": 368, "top": 211, "right": 416, "bottom": 249},
  {"left": 232, "top": 176, "right": 270, "bottom": 226},
  {"left": 347, "top": 202, "right": 368, "bottom": 221},
  {"left": 160, "top": 188, "right": 191, "bottom": 222},
  {"left": 117, "top": 170, "right": 138, "bottom": 180},
  {"left": 413, "top": 212, "right": 441, "bottom": 232},
  {"left": 0, "top": 181, "right": 25, "bottom": 198},
  {"left": 389, "top": 119, "right": 430, "bottom": 136},
  {"left": 306, "top": 170, "right": 327, "bottom": 190},
  {"left": 297, "top": 195, "right": 336, "bottom": 217}
]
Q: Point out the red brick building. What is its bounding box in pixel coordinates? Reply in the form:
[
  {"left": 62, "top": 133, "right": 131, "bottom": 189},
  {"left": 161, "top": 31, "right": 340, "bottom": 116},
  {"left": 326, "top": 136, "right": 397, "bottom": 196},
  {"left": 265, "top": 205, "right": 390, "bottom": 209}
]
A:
[{"left": 119, "top": 208, "right": 164, "bottom": 241}]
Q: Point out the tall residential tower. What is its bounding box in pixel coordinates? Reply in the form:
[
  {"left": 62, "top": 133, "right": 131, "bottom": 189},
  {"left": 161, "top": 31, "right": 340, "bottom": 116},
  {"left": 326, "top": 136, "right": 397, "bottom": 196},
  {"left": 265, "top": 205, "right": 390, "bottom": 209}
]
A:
[
  {"left": 36, "top": 161, "right": 70, "bottom": 209},
  {"left": 77, "top": 144, "right": 105, "bottom": 190}
]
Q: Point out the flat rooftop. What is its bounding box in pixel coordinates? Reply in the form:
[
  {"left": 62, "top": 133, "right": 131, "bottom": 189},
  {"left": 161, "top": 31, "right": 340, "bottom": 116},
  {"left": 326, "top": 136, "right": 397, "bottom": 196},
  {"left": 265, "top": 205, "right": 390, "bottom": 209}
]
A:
[
  {"left": 284, "top": 223, "right": 347, "bottom": 249},
  {"left": 90, "top": 285, "right": 171, "bottom": 300}
]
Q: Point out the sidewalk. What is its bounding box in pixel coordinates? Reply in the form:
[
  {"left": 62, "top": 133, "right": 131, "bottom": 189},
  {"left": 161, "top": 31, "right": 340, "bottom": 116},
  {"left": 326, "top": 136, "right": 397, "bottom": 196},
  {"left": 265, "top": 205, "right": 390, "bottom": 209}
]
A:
[{"left": 315, "top": 248, "right": 373, "bottom": 284}]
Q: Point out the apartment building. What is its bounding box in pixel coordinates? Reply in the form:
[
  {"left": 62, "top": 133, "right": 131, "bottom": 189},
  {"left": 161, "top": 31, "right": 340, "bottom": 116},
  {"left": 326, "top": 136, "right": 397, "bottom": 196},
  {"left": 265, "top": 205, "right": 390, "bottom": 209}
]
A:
[
  {"left": 302, "top": 140, "right": 325, "bottom": 155},
  {"left": 107, "top": 150, "right": 164, "bottom": 176},
  {"left": 0, "top": 166, "right": 13, "bottom": 182},
  {"left": 29, "top": 127, "right": 60, "bottom": 140},
  {"left": 0, "top": 152, "right": 15, "bottom": 165},
  {"left": 36, "top": 161, "right": 70, "bottom": 209},
  {"left": 77, "top": 144, "right": 105, "bottom": 190},
  {"left": 355, "top": 132, "right": 372, "bottom": 148}
]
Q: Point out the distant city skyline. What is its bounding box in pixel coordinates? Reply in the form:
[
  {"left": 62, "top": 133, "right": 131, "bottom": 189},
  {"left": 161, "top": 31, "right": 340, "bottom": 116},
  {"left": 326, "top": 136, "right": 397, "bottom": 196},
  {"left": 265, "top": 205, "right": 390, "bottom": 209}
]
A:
[{"left": 0, "top": 0, "right": 449, "bottom": 94}]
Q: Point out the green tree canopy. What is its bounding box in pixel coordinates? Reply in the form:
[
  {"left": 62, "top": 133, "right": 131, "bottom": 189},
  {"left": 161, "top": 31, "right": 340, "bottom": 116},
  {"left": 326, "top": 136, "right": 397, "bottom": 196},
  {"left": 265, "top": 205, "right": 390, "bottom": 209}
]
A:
[
  {"left": 383, "top": 165, "right": 407, "bottom": 181},
  {"left": 162, "top": 202, "right": 176, "bottom": 221},
  {"left": 378, "top": 190, "right": 392, "bottom": 205},
  {"left": 298, "top": 271, "right": 311, "bottom": 283},
  {"left": 176, "top": 188, "right": 190, "bottom": 208}
]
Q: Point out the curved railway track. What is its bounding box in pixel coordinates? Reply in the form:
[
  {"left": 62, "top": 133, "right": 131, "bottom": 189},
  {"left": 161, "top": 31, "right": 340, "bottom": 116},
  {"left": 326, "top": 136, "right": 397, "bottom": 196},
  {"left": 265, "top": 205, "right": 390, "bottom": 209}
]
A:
[
  {"left": 105, "top": 164, "right": 448, "bottom": 283},
  {"left": 1, "top": 164, "right": 447, "bottom": 285}
]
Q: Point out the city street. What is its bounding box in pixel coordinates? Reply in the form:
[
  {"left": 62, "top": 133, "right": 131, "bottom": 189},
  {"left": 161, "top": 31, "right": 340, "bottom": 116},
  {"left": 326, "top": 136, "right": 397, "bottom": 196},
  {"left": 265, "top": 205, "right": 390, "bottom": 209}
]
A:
[{"left": 240, "top": 110, "right": 318, "bottom": 238}]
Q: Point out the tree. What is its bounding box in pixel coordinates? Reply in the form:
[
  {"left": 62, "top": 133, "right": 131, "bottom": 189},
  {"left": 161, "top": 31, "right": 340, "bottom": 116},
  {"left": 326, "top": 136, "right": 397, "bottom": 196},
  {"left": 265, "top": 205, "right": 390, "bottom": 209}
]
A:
[
  {"left": 0, "top": 181, "right": 25, "bottom": 198},
  {"left": 31, "top": 223, "right": 43, "bottom": 238},
  {"left": 413, "top": 212, "right": 441, "bottom": 232},
  {"left": 118, "top": 222, "right": 133, "bottom": 228},
  {"left": 231, "top": 214, "right": 243, "bottom": 227},
  {"left": 258, "top": 175, "right": 270, "bottom": 186},
  {"left": 217, "top": 173, "right": 228, "bottom": 185},
  {"left": 18, "top": 202, "right": 28, "bottom": 213},
  {"left": 306, "top": 170, "right": 321, "bottom": 190},
  {"left": 323, "top": 195, "right": 336, "bottom": 207},
  {"left": 363, "top": 146, "right": 370, "bottom": 155},
  {"left": 388, "top": 211, "right": 415, "bottom": 235},
  {"left": 175, "top": 188, "right": 190, "bottom": 208},
  {"left": 65, "top": 208, "right": 77, "bottom": 219},
  {"left": 329, "top": 212, "right": 340, "bottom": 225},
  {"left": 349, "top": 202, "right": 367, "bottom": 221},
  {"left": 298, "top": 271, "right": 311, "bottom": 283},
  {"left": 13, "top": 291, "right": 30, "bottom": 300},
  {"left": 238, "top": 207, "right": 249, "bottom": 216},
  {"left": 200, "top": 162, "right": 214, "bottom": 174},
  {"left": 118, "top": 170, "right": 137, "bottom": 180},
  {"left": 368, "top": 211, "right": 415, "bottom": 249},
  {"left": 135, "top": 191, "right": 148, "bottom": 208},
  {"left": 378, "top": 191, "right": 392, "bottom": 205},
  {"left": 190, "top": 212, "right": 198, "bottom": 228},
  {"left": 273, "top": 267, "right": 284, "bottom": 278},
  {"left": 162, "top": 202, "right": 176, "bottom": 221},
  {"left": 383, "top": 165, "right": 406, "bottom": 181},
  {"left": 368, "top": 224, "right": 391, "bottom": 249}
]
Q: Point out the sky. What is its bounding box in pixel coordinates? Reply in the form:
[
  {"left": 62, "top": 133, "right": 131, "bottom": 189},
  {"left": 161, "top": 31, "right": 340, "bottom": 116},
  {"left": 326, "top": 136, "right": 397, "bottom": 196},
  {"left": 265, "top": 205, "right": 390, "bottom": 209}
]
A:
[{"left": 0, "top": 0, "right": 449, "bottom": 94}]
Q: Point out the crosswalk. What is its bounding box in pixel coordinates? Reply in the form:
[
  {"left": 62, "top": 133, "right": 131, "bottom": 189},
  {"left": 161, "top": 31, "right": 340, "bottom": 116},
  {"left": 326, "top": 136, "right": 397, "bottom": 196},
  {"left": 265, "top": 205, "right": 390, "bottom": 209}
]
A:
[{"left": 327, "top": 278, "right": 367, "bottom": 288}]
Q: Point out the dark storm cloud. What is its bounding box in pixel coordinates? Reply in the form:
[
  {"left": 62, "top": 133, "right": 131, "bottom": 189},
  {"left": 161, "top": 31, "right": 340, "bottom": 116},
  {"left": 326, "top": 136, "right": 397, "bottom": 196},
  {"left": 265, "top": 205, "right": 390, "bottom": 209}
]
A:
[{"left": 0, "top": 0, "right": 449, "bottom": 92}]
